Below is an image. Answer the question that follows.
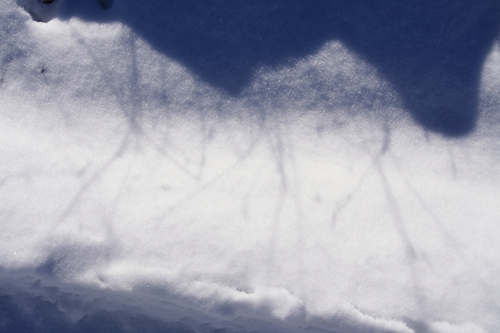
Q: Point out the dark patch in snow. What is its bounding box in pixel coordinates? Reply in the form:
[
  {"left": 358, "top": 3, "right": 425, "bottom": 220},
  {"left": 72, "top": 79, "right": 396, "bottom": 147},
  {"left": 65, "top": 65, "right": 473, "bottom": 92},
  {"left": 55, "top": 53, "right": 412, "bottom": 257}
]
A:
[
  {"left": 17, "top": 0, "right": 112, "bottom": 23},
  {"left": 97, "top": 0, "right": 113, "bottom": 11},
  {"left": 16, "top": 0, "right": 60, "bottom": 22}
]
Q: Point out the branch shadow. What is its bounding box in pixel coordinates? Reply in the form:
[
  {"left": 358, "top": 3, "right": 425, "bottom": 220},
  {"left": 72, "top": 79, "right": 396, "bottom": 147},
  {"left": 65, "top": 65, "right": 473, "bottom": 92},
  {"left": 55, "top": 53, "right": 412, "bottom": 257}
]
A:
[{"left": 53, "top": 0, "right": 500, "bottom": 137}]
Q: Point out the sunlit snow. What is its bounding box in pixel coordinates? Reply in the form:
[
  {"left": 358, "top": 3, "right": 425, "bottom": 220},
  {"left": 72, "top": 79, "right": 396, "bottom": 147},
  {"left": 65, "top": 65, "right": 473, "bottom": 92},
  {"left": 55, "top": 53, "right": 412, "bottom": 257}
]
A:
[{"left": 1, "top": 1, "right": 500, "bottom": 332}]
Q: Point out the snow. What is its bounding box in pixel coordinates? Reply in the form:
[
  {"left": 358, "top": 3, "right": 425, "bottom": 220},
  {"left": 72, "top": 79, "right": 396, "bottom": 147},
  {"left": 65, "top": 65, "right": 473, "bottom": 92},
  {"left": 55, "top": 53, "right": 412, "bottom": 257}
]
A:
[{"left": 1, "top": 0, "right": 500, "bottom": 332}]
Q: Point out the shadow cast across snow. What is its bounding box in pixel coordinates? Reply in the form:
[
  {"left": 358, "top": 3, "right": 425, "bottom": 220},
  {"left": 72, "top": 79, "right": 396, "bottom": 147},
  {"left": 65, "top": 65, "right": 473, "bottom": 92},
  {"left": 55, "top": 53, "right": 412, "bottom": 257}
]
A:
[{"left": 51, "top": 0, "right": 500, "bottom": 137}]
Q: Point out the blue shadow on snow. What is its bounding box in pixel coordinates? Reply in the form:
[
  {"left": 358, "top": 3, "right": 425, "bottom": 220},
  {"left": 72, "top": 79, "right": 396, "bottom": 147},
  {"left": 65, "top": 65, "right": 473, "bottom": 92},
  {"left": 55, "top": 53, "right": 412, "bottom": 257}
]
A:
[{"left": 55, "top": 0, "right": 500, "bottom": 137}]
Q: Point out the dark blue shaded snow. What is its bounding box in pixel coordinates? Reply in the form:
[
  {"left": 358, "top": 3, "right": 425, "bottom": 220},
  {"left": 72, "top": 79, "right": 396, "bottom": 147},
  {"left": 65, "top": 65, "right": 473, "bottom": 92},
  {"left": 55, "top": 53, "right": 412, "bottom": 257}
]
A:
[{"left": 53, "top": 0, "right": 500, "bottom": 136}]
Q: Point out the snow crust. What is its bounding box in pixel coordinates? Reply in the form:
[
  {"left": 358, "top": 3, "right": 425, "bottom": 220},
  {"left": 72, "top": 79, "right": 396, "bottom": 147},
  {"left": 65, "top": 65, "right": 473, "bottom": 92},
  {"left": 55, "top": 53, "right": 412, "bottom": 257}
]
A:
[{"left": 1, "top": 1, "right": 500, "bottom": 332}]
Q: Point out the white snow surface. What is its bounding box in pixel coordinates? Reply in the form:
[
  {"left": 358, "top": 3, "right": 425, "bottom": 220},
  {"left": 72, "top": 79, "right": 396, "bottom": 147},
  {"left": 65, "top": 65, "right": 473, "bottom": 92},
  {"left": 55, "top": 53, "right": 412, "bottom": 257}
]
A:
[{"left": 1, "top": 1, "right": 500, "bottom": 332}]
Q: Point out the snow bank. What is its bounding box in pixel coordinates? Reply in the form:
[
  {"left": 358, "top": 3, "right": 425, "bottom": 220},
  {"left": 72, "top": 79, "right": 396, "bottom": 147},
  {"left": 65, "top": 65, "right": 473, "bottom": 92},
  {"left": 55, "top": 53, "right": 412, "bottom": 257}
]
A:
[{"left": 1, "top": 1, "right": 500, "bottom": 332}]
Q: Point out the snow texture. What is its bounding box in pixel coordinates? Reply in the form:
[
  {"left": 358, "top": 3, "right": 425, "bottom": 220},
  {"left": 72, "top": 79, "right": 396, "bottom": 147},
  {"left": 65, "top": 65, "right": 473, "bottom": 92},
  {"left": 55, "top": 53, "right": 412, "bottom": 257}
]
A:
[{"left": 1, "top": 0, "right": 500, "bottom": 332}]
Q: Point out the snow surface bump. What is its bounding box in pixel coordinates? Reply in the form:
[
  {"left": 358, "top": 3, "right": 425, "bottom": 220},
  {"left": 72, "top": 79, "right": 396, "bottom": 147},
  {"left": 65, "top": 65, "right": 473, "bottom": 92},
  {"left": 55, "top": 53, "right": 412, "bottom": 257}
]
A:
[{"left": 1, "top": 1, "right": 500, "bottom": 332}]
